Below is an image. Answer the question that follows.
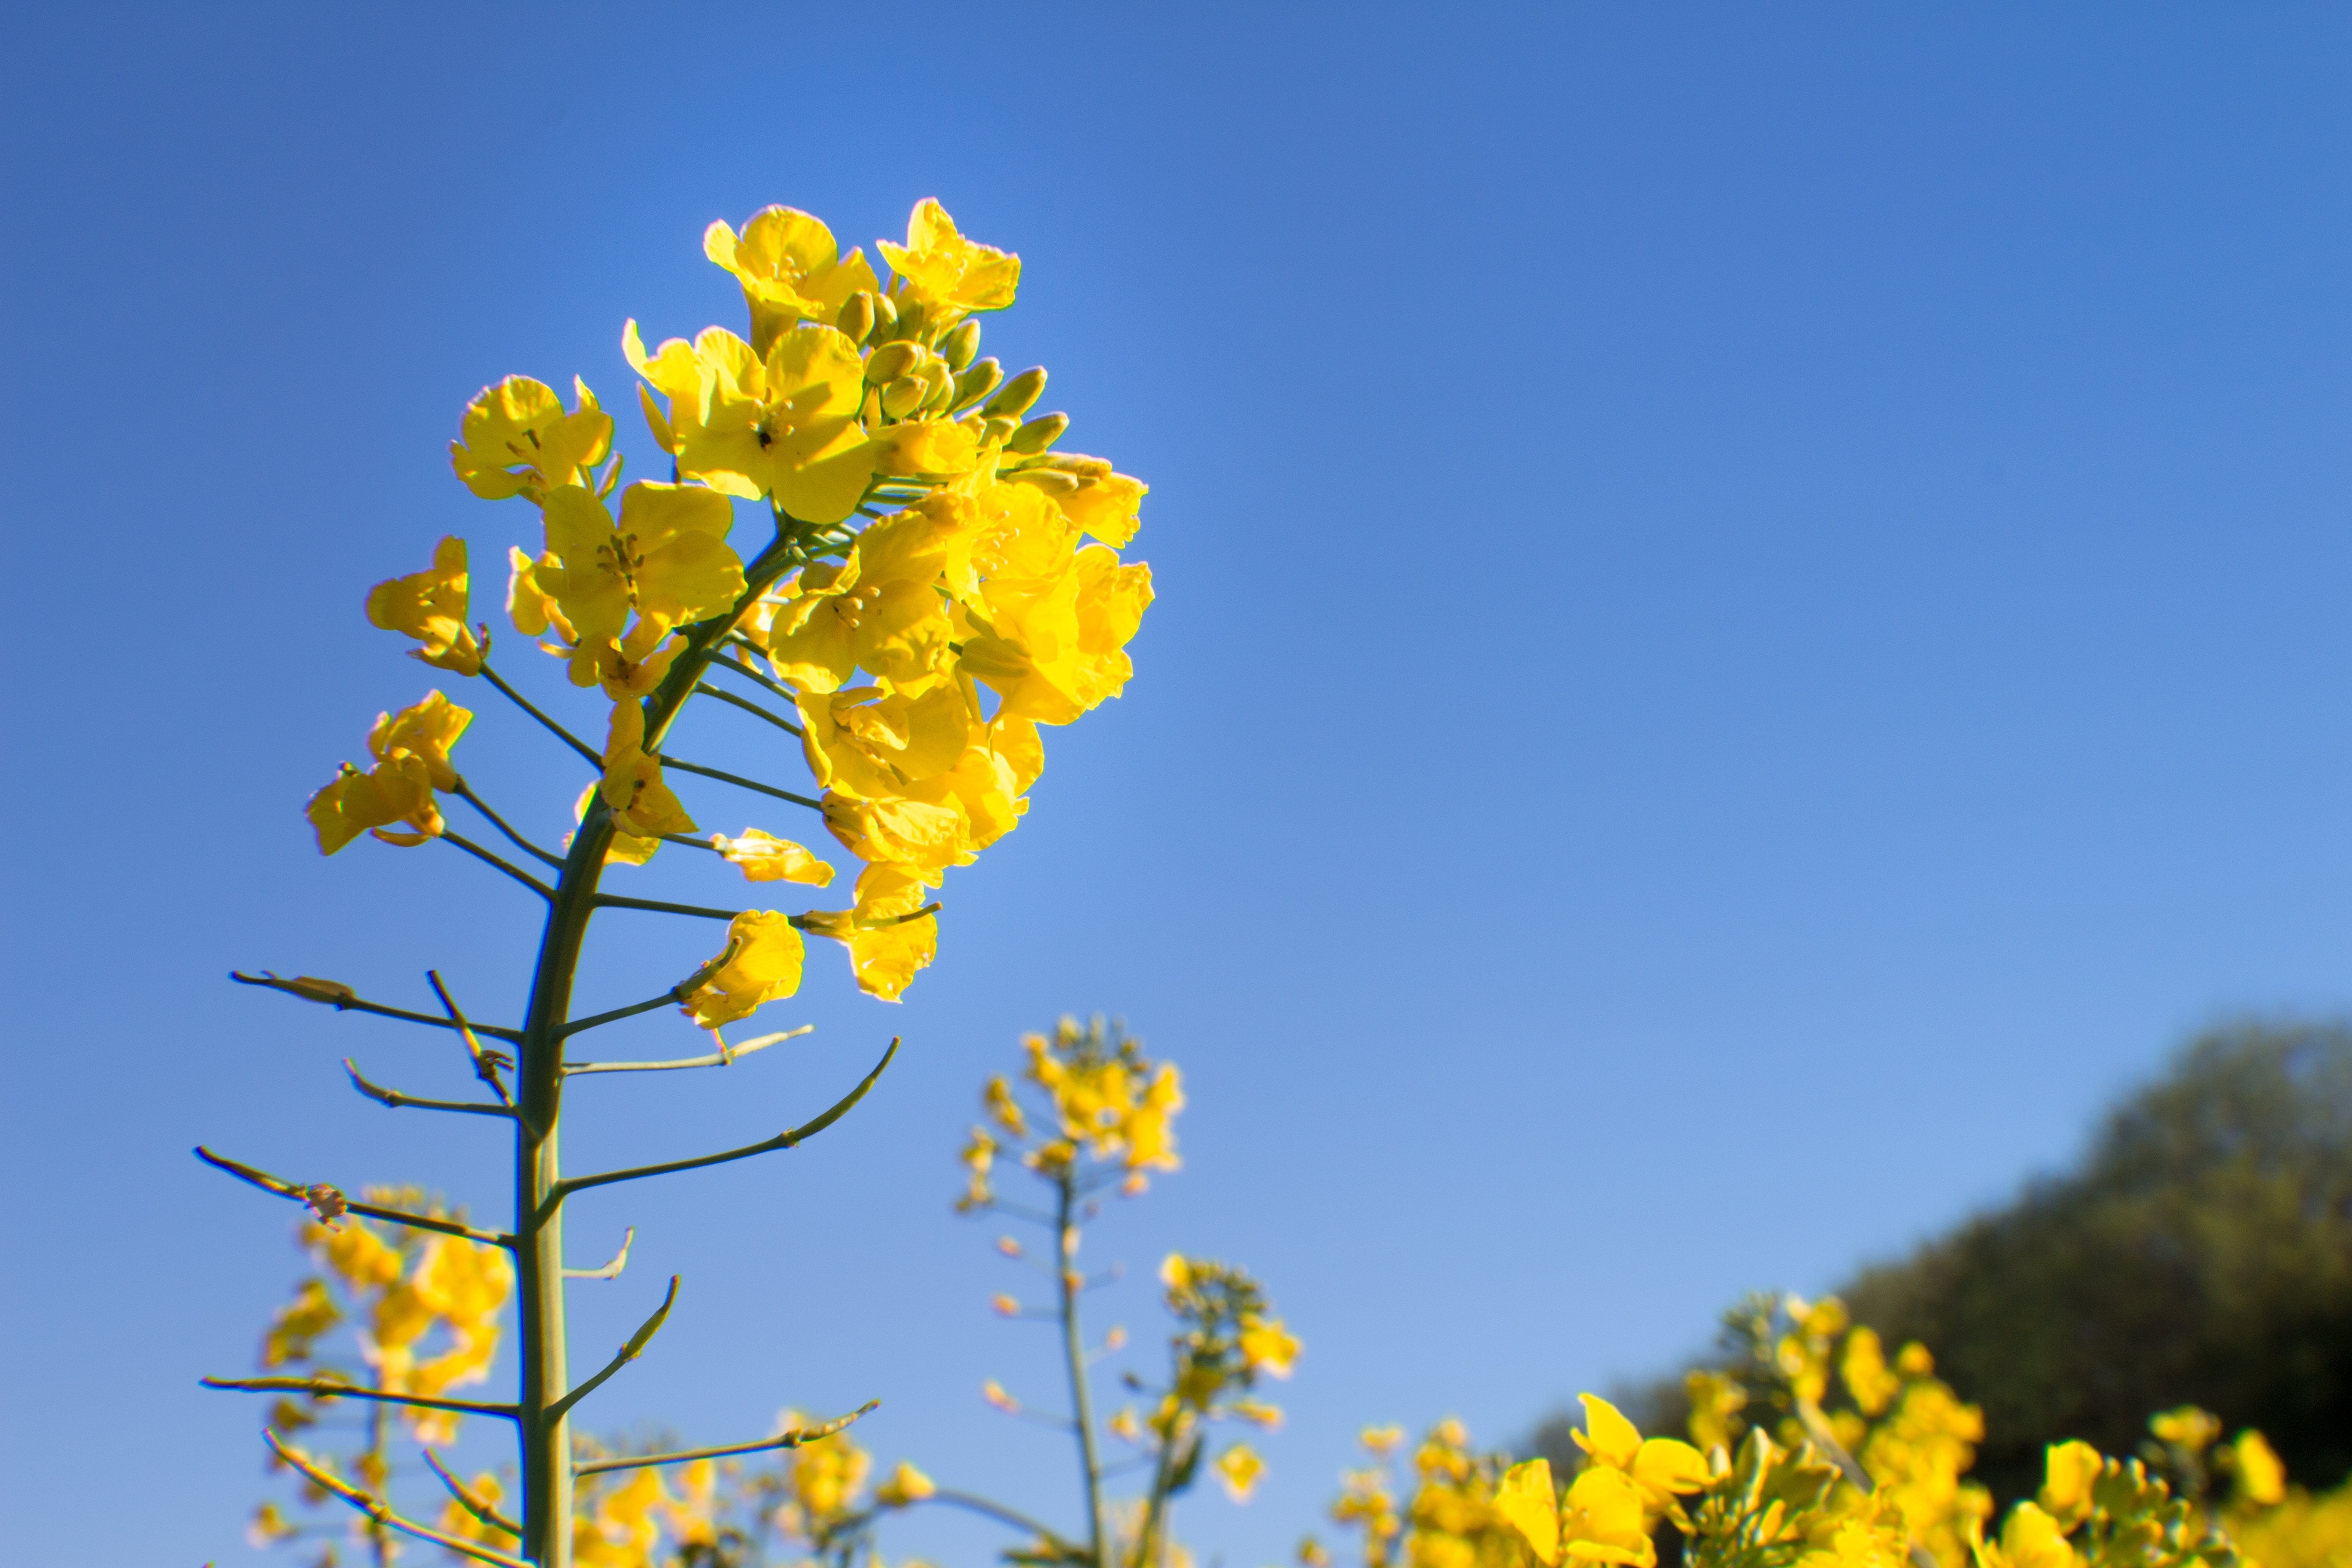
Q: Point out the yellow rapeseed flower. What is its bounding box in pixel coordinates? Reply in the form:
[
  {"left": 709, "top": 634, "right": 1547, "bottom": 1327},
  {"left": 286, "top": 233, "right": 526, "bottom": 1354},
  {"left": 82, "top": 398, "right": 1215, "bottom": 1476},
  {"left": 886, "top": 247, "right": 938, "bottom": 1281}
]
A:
[
  {"left": 704, "top": 206, "right": 880, "bottom": 357},
  {"left": 711, "top": 828, "right": 836, "bottom": 886},
  {"left": 539, "top": 481, "right": 743, "bottom": 647},
  {"left": 365, "top": 535, "right": 483, "bottom": 675},
  {"left": 450, "top": 374, "right": 612, "bottom": 502},
  {"left": 1219, "top": 1444, "right": 1268, "bottom": 1503},
  {"left": 626, "top": 321, "right": 875, "bottom": 524},
  {"left": 880, "top": 198, "right": 1021, "bottom": 316},
  {"left": 681, "top": 910, "right": 804, "bottom": 1028}
]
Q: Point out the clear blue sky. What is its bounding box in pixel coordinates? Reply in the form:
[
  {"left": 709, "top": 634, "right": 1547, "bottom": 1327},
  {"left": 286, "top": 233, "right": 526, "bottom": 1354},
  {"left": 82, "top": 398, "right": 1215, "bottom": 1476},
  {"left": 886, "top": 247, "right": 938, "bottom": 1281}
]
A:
[{"left": 3, "top": 4, "right": 2347, "bottom": 1565}]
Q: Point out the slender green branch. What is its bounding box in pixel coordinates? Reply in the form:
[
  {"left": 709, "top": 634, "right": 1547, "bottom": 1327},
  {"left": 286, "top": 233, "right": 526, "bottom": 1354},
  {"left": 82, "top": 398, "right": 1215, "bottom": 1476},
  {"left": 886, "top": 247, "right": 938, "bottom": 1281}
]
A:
[
  {"left": 591, "top": 893, "right": 744, "bottom": 921},
  {"left": 342, "top": 1058, "right": 515, "bottom": 1118},
  {"left": 555, "top": 946, "right": 739, "bottom": 1038},
  {"left": 920, "top": 1489, "right": 1084, "bottom": 1553},
  {"left": 427, "top": 970, "right": 516, "bottom": 1108},
  {"left": 565, "top": 1025, "right": 811, "bottom": 1076},
  {"left": 1058, "top": 1168, "right": 1112, "bottom": 1568},
  {"left": 652, "top": 754, "right": 823, "bottom": 810},
  {"left": 453, "top": 777, "right": 566, "bottom": 868},
  {"left": 422, "top": 1448, "right": 525, "bottom": 1538},
  {"left": 564, "top": 1227, "right": 635, "bottom": 1280},
  {"left": 658, "top": 831, "right": 721, "bottom": 852},
  {"left": 207, "top": 1377, "right": 520, "bottom": 1420},
  {"left": 693, "top": 680, "right": 804, "bottom": 737},
  {"left": 551, "top": 1037, "right": 899, "bottom": 1204},
  {"left": 709, "top": 649, "right": 807, "bottom": 709},
  {"left": 480, "top": 661, "right": 601, "bottom": 768},
  {"left": 230, "top": 971, "right": 522, "bottom": 1042},
  {"left": 441, "top": 830, "right": 555, "bottom": 899},
  {"left": 544, "top": 1274, "right": 680, "bottom": 1426},
  {"left": 263, "top": 1431, "right": 531, "bottom": 1568},
  {"left": 574, "top": 1400, "right": 880, "bottom": 1477},
  {"left": 195, "top": 1146, "right": 517, "bottom": 1248}
]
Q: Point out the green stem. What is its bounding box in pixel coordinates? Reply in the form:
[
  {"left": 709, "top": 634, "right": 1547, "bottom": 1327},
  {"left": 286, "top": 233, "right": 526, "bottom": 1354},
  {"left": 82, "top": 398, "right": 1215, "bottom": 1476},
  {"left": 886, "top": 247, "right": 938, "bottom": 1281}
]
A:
[
  {"left": 693, "top": 680, "right": 804, "bottom": 737},
  {"left": 1058, "top": 1173, "right": 1112, "bottom": 1568},
  {"left": 510, "top": 526, "right": 808, "bottom": 1568}
]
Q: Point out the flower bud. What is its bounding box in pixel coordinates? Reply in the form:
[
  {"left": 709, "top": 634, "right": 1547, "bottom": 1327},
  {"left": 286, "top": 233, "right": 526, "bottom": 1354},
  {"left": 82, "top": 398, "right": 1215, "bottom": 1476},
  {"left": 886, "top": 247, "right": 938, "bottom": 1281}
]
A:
[
  {"left": 954, "top": 357, "right": 1004, "bottom": 409},
  {"left": 1007, "top": 412, "right": 1068, "bottom": 455},
  {"left": 982, "top": 367, "right": 1048, "bottom": 421},
  {"left": 919, "top": 358, "right": 957, "bottom": 411},
  {"left": 837, "top": 292, "right": 877, "bottom": 343},
  {"left": 882, "top": 375, "right": 928, "bottom": 417},
  {"left": 872, "top": 290, "right": 899, "bottom": 330},
  {"left": 866, "top": 341, "right": 923, "bottom": 385},
  {"left": 941, "top": 319, "right": 981, "bottom": 372},
  {"left": 983, "top": 416, "right": 1020, "bottom": 445},
  {"left": 1010, "top": 468, "right": 1081, "bottom": 496}
]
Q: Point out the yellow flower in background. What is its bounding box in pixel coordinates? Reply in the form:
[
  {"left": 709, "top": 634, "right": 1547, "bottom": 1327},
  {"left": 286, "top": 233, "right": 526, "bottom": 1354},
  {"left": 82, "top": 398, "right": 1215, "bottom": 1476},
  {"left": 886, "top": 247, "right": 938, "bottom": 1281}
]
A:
[
  {"left": 681, "top": 910, "right": 804, "bottom": 1028},
  {"left": 1973, "top": 1503, "right": 2077, "bottom": 1568},
  {"left": 1571, "top": 1394, "right": 1709, "bottom": 1510},
  {"left": 705, "top": 206, "right": 880, "bottom": 355},
  {"left": 1843, "top": 1327, "right": 1903, "bottom": 1418},
  {"left": 365, "top": 536, "right": 482, "bottom": 674},
  {"left": 2151, "top": 1406, "right": 2222, "bottom": 1455},
  {"left": 626, "top": 321, "right": 875, "bottom": 524},
  {"left": 1685, "top": 1369, "right": 1747, "bottom": 1455},
  {"left": 2231, "top": 1430, "right": 2287, "bottom": 1508},
  {"left": 880, "top": 198, "right": 1020, "bottom": 315},
  {"left": 450, "top": 374, "right": 612, "bottom": 501},
  {"left": 1218, "top": 1444, "right": 1267, "bottom": 1502},
  {"left": 577, "top": 1466, "right": 669, "bottom": 1566},
  {"left": 2037, "top": 1441, "right": 2103, "bottom": 1529},
  {"left": 711, "top": 828, "right": 836, "bottom": 886},
  {"left": 875, "top": 1461, "right": 936, "bottom": 1507},
  {"left": 1240, "top": 1315, "right": 1301, "bottom": 1379},
  {"left": 540, "top": 481, "right": 743, "bottom": 646}
]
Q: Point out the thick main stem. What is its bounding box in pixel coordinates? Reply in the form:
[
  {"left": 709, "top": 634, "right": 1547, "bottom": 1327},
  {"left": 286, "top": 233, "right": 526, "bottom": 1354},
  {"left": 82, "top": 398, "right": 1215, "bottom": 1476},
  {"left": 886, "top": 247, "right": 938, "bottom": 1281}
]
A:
[
  {"left": 510, "top": 525, "right": 806, "bottom": 1566},
  {"left": 1058, "top": 1176, "right": 1112, "bottom": 1568}
]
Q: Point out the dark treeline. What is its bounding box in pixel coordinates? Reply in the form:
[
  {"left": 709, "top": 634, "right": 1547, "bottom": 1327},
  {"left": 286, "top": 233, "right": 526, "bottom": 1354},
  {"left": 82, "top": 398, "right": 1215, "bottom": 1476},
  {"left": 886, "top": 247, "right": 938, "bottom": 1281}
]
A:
[{"left": 1533, "top": 1023, "right": 2352, "bottom": 1504}]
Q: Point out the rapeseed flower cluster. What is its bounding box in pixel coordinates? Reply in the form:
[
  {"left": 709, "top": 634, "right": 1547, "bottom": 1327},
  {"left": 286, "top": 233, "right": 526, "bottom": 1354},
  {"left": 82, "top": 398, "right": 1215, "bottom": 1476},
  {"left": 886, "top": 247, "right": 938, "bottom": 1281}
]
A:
[
  {"left": 306, "top": 197, "right": 1152, "bottom": 1013},
  {"left": 245, "top": 1195, "right": 512, "bottom": 1563}
]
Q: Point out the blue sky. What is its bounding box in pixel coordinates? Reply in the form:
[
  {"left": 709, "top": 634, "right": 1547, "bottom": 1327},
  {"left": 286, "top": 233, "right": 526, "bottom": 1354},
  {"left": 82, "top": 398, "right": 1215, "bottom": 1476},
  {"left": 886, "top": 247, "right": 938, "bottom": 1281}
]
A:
[{"left": 2, "top": 4, "right": 2348, "bottom": 1565}]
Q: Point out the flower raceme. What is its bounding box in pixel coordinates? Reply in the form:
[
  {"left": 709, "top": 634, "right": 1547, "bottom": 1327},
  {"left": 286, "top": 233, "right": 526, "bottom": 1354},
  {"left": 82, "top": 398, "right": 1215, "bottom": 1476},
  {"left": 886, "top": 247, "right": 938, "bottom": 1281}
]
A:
[{"left": 311, "top": 196, "right": 1152, "bottom": 1014}]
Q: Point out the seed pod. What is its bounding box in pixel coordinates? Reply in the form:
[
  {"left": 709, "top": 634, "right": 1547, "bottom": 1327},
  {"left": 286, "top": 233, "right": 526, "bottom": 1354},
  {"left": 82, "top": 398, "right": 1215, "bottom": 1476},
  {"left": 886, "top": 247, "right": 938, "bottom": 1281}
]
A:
[
  {"left": 953, "top": 357, "right": 1004, "bottom": 409},
  {"left": 837, "top": 292, "right": 877, "bottom": 343},
  {"left": 1006, "top": 412, "right": 1069, "bottom": 455},
  {"left": 882, "top": 376, "right": 928, "bottom": 418},
  {"left": 941, "top": 320, "right": 981, "bottom": 372},
  {"left": 982, "top": 367, "right": 1048, "bottom": 421},
  {"left": 865, "top": 341, "right": 922, "bottom": 385}
]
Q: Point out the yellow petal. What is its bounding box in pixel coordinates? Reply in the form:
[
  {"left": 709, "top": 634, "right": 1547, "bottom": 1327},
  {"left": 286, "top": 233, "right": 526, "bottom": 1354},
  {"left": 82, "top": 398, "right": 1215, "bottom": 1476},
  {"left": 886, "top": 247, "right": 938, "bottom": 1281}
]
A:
[{"left": 1494, "top": 1459, "right": 1561, "bottom": 1568}]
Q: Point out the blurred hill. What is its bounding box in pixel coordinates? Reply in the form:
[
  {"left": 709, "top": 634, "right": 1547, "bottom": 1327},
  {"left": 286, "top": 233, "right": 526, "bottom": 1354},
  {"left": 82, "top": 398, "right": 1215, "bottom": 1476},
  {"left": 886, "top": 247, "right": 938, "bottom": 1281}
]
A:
[{"left": 1531, "top": 1022, "right": 2352, "bottom": 1501}]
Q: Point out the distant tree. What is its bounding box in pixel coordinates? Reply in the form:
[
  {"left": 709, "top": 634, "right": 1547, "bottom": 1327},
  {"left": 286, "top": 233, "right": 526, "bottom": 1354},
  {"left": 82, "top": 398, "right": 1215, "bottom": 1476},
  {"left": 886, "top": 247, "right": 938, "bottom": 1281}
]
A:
[{"left": 1529, "top": 1023, "right": 2352, "bottom": 1506}]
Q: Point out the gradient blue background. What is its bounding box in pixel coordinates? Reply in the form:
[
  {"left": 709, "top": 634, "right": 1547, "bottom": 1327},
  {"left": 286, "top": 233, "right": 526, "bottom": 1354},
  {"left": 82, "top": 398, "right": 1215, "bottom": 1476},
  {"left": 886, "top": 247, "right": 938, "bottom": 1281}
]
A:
[{"left": 3, "top": 5, "right": 2348, "bottom": 1564}]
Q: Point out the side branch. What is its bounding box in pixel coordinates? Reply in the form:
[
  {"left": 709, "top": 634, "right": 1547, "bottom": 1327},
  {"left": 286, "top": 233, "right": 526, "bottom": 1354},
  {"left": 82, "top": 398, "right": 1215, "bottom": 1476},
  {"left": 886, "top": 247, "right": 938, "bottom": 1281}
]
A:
[
  {"left": 194, "top": 1147, "right": 516, "bottom": 1249},
  {"left": 423, "top": 1448, "right": 525, "bottom": 1538},
  {"left": 206, "top": 1377, "right": 520, "bottom": 1420},
  {"left": 545, "top": 1275, "right": 681, "bottom": 1426},
  {"left": 709, "top": 649, "right": 808, "bottom": 709},
  {"left": 653, "top": 753, "right": 824, "bottom": 811},
  {"left": 556, "top": 946, "right": 740, "bottom": 1038},
  {"left": 265, "top": 1431, "right": 531, "bottom": 1568},
  {"left": 343, "top": 1058, "right": 515, "bottom": 1118},
  {"left": 574, "top": 1400, "right": 881, "bottom": 1478},
  {"left": 552, "top": 1038, "right": 899, "bottom": 1203},
  {"left": 592, "top": 893, "right": 744, "bottom": 922},
  {"left": 452, "top": 777, "right": 565, "bottom": 868},
  {"left": 230, "top": 971, "right": 522, "bottom": 1043},
  {"left": 921, "top": 1489, "right": 1085, "bottom": 1553},
  {"left": 428, "top": 970, "right": 515, "bottom": 1108},
  {"left": 480, "top": 661, "right": 601, "bottom": 768},
  {"left": 564, "top": 1227, "right": 635, "bottom": 1280},
  {"left": 441, "top": 830, "right": 555, "bottom": 899},
  {"left": 693, "top": 680, "right": 804, "bottom": 737},
  {"left": 566, "top": 1025, "right": 811, "bottom": 1076}
]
